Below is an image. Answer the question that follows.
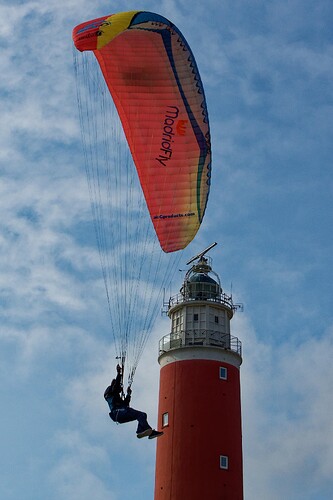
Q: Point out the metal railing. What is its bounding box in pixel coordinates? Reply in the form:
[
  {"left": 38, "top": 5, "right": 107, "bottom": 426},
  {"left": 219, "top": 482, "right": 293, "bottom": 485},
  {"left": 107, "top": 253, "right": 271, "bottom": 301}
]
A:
[
  {"left": 168, "top": 292, "right": 235, "bottom": 310},
  {"left": 159, "top": 329, "right": 242, "bottom": 357}
]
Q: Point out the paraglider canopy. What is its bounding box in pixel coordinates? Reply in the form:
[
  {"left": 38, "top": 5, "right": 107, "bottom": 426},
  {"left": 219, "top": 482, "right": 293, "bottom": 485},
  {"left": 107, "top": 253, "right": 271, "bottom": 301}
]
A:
[{"left": 73, "top": 11, "right": 211, "bottom": 253}]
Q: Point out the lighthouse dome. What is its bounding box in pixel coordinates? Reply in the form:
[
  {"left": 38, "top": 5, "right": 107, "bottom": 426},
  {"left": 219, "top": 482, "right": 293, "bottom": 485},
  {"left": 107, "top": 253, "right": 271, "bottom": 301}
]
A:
[
  {"left": 184, "top": 271, "right": 222, "bottom": 301},
  {"left": 188, "top": 273, "right": 218, "bottom": 285}
]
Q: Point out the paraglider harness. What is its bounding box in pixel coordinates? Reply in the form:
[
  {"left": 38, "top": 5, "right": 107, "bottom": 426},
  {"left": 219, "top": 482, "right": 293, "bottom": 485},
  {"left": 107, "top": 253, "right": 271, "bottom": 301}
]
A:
[{"left": 105, "top": 359, "right": 133, "bottom": 424}]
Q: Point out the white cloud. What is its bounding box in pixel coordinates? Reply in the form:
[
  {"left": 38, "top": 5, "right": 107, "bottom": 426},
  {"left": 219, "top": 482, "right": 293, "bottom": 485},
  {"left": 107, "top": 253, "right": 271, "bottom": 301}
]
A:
[
  {"left": 239, "top": 314, "right": 333, "bottom": 498},
  {"left": 49, "top": 431, "right": 117, "bottom": 500}
]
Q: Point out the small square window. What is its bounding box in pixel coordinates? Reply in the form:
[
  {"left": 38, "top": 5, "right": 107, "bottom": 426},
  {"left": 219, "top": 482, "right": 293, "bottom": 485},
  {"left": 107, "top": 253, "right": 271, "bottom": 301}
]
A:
[
  {"left": 219, "top": 366, "right": 227, "bottom": 380},
  {"left": 162, "top": 412, "right": 169, "bottom": 427},
  {"left": 215, "top": 315, "right": 219, "bottom": 323},
  {"left": 220, "top": 455, "right": 229, "bottom": 469},
  {"left": 193, "top": 314, "right": 198, "bottom": 321}
]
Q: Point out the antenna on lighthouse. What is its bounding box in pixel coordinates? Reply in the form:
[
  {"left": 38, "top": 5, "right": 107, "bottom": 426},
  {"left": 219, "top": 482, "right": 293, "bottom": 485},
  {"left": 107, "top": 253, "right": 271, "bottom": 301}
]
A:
[{"left": 186, "top": 242, "right": 217, "bottom": 266}]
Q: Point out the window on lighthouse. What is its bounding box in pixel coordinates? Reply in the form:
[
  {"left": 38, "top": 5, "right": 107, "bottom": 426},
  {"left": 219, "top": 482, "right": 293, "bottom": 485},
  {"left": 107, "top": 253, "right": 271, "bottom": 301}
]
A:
[
  {"left": 172, "top": 314, "right": 182, "bottom": 333},
  {"left": 220, "top": 455, "right": 229, "bottom": 470},
  {"left": 219, "top": 366, "right": 228, "bottom": 380},
  {"left": 162, "top": 412, "right": 169, "bottom": 427}
]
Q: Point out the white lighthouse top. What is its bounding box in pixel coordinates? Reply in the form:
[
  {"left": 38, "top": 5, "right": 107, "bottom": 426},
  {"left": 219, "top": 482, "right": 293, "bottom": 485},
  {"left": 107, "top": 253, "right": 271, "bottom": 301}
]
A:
[
  {"left": 158, "top": 244, "right": 243, "bottom": 366},
  {"left": 170, "top": 245, "right": 235, "bottom": 313},
  {"left": 181, "top": 255, "right": 222, "bottom": 302}
]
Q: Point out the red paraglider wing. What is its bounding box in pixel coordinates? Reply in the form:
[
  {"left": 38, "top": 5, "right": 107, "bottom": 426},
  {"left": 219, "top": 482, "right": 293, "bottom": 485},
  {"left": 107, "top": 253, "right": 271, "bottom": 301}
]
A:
[{"left": 73, "top": 11, "right": 211, "bottom": 252}]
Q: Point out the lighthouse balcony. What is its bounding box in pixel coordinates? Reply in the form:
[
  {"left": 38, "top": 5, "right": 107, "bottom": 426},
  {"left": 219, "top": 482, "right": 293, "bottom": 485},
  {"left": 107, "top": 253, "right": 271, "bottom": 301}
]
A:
[
  {"left": 159, "top": 330, "right": 242, "bottom": 357},
  {"left": 168, "top": 291, "right": 235, "bottom": 312}
]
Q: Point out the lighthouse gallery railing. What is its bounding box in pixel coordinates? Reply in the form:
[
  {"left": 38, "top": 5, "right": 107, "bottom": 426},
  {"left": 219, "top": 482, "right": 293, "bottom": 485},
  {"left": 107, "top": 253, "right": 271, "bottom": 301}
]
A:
[{"left": 159, "top": 330, "right": 242, "bottom": 357}]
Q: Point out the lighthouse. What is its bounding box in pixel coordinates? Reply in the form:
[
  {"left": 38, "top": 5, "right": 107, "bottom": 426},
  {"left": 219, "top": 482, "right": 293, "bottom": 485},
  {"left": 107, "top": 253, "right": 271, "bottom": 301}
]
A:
[{"left": 154, "top": 246, "right": 243, "bottom": 500}]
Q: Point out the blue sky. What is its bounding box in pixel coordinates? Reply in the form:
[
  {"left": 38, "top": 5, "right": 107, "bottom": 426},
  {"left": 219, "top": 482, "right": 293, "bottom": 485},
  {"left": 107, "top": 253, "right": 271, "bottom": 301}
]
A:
[{"left": 0, "top": 1, "right": 332, "bottom": 499}]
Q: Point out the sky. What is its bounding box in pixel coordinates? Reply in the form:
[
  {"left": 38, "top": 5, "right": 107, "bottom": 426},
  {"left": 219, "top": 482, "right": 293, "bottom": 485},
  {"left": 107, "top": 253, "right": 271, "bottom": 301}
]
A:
[{"left": 0, "top": 0, "right": 332, "bottom": 499}]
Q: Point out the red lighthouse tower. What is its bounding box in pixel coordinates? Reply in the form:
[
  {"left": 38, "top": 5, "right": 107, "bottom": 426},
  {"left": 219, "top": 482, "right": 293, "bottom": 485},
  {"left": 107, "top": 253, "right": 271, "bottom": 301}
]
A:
[{"left": 154, "top": 247, "right": 243, "bottom": 500}]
